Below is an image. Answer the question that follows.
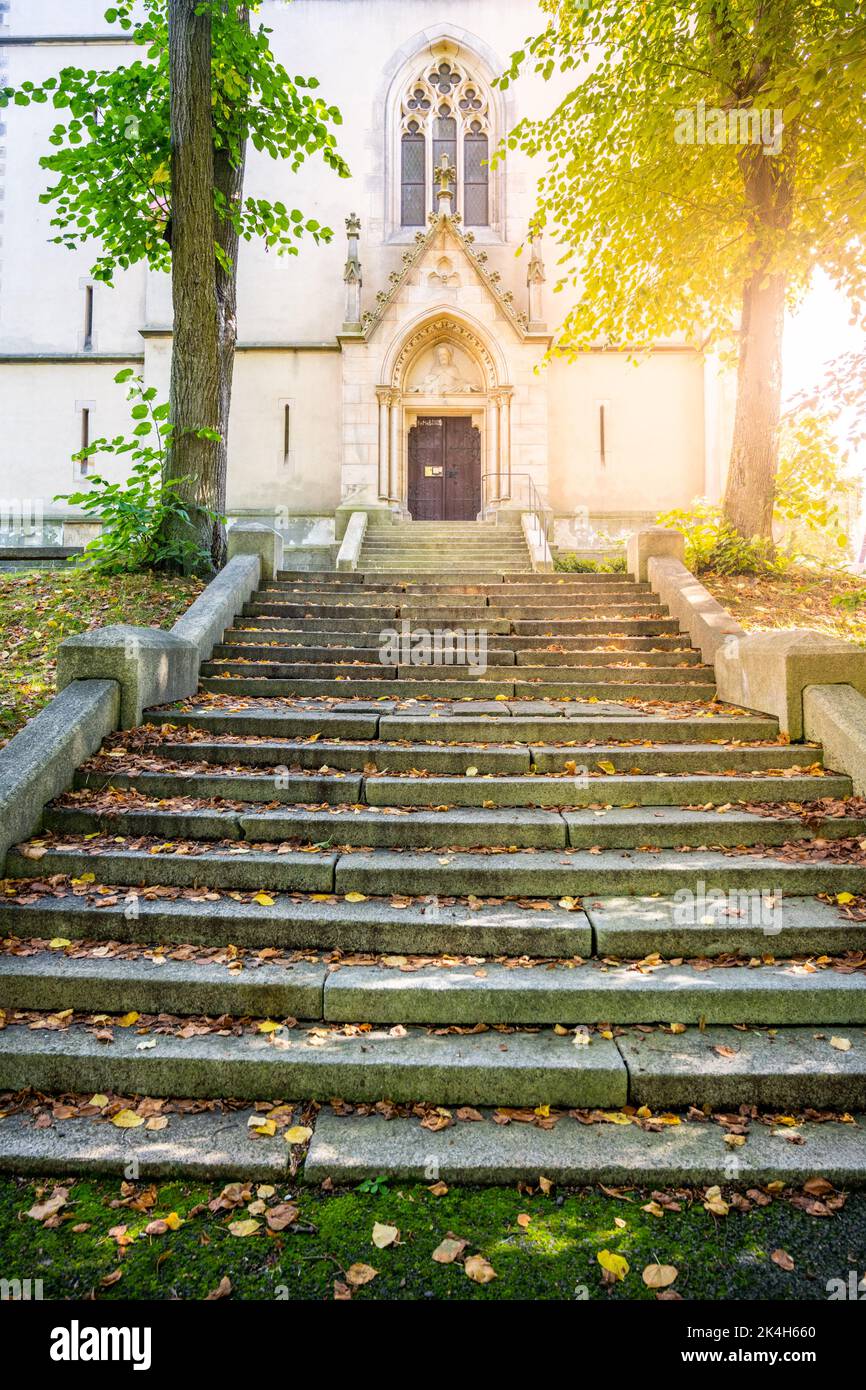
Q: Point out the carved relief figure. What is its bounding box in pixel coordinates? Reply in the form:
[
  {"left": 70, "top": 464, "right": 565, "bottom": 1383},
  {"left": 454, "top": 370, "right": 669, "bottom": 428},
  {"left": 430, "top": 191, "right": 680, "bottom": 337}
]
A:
[{"left": 409, "top": 343, "right": 479, "bottom": 395}]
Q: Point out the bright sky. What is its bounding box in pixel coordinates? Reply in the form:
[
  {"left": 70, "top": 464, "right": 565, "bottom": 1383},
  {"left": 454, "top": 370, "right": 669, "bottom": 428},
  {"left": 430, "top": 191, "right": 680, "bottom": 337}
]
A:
[{"left": 783, "top": 269, "right": 865, "bottom": 401}]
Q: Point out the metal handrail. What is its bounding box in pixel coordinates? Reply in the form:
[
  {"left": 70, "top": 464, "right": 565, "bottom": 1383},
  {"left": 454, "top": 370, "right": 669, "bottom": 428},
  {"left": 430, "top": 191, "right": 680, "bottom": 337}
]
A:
[{"left": 481, "top": 470, "right": 554, "bottom": 549}]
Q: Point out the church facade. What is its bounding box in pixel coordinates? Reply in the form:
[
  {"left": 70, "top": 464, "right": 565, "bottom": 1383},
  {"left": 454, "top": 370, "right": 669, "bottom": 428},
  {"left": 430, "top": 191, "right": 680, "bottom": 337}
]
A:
[{"left": 0, "top": 1, "right": 735, "bottom": 546}]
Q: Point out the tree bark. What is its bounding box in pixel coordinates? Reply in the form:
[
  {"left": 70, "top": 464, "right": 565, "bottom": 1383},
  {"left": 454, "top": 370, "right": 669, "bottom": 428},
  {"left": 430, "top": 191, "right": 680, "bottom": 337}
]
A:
[
  {"left": 723, "top": 264, "right": 787, "bottom": 538},
  {"left": 720, "top": 1, "right": 795, "bottom": 539},
  {"left": 164, "top": 0, "right": 223, "bottom": 573},
  {"left": 210, "top": 5, "right": 249, "bottom": 571}
]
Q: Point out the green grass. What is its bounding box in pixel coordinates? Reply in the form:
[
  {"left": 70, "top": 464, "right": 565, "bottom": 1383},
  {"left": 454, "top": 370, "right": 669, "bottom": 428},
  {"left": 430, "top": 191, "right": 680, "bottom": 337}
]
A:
[
  {"left": 1, "top": 1174, "right": 861, "bottom": 1301},
  {"left": 0, "top": 568, "right": 203, "bottom": 747}
]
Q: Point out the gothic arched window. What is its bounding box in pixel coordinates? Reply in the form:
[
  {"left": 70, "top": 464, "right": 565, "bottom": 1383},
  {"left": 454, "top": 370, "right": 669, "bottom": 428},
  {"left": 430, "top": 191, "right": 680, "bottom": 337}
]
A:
[{"left": 398, "top": 59, "right": 491, "bottom": 228}]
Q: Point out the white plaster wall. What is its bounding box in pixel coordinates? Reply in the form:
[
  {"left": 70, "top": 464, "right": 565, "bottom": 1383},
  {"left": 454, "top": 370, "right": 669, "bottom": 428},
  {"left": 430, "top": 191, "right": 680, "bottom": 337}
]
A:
[
  {"left": 546, "top": 351, "right": 706, "bottom": 518},
  {"left": 0, "top": 360, "right": 145, "bottom": 507}
]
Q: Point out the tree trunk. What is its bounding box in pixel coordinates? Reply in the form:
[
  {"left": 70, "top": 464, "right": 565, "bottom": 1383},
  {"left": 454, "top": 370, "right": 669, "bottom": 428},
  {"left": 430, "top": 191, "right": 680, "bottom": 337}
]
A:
[
  {"left": 210, "top": 4, "right": 249, "bottom": 571},
  {"left": 722, "top": 265, "right": 787, "bottom": 538},
  {"left": 720, "top": 2, "right": 796, "bottom": 540},
  {"left": 164, "top": 0, "right": 222, "bottom": 573}
]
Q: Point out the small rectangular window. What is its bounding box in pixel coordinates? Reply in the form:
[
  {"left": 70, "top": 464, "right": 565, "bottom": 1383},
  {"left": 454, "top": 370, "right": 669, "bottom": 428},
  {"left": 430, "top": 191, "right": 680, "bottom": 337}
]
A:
[
  {"left": 283, "top": 403, "right": 291, "bottom": 464},
  {"left": 598, "top": 401, "right": 609, "bottom": 468}
]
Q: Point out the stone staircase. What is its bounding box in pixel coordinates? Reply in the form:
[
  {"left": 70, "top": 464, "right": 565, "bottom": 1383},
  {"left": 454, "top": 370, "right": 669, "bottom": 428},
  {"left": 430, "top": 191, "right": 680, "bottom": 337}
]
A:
[
  {"left": 1, "top": 564, "right": 865, "bottom": 1183},
  {"left": 358, "top": 517, "right": 532, "bottom": 572}
]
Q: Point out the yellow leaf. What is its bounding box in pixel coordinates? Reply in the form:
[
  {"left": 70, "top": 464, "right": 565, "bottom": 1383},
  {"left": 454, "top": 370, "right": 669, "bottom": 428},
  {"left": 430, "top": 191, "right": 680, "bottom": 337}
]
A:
[
  {"left": 371, "top": 1222, "right": 400, "bottom": 1249},
  {"left": 228, "top": 1219, "right": 261, "bottom": 1238},
  {"left": 111, "top": 1109, "right": 144, "bottom": 1129},
  {"left": 830, "top": 1036, "right": 852, "bottom": 1051},
  {"left": 346, "top": 1262, "right": 378, "bottom": 1287},
  {"left": 345, "top": 892, "right": 368, "bottom": 903},
  {"left": 642, "top": 1263, "right": 678, "bottom": 1288},
  {"left": 836, "top": 892, "right": 855, "bottom": 904},
  {"left": 253, "top": 893, "right": 275, "bottom": 907},
  {"left": 465, "top": 766, "right": 479, "bottom": 777},
  {"left": 597, "top": 1249, "right": 629, "bottom": 1281},
  {"left": 116, "top": 1012, "right": 140, "bottom": 1028},
  {"left": 70, "top": 873, "right": 96, "bottom": 886},
  {"left": 89, "top": 1094, "right": 109, "bottom": 1109},
  {"left": 597, "top": 760, "right": 617, "bottom": 775},
  {"left": 164, "top": 1212, "right": 183, "bottom": 1231},
  {"left": 257, "top": 1020, "right": 282, "bottom": 1034},
  {"left": 284, "top": 1126, "right": 313, "bottom": 1145},
  {"left": 48, "top": 938, "right": 72, "bottom": 950}
]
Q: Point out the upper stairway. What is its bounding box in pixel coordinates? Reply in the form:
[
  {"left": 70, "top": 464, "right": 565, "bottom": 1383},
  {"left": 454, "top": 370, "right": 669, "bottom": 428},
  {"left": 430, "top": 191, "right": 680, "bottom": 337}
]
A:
[{"left": 358, "top": 517, "right": 532, "bottom": 573}]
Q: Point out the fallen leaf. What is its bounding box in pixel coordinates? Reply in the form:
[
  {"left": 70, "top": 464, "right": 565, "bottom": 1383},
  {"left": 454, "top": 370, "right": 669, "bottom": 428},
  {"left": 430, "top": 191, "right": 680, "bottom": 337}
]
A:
[{"left": 642, "top": 1263, "right": 678, "bottom": 1289}]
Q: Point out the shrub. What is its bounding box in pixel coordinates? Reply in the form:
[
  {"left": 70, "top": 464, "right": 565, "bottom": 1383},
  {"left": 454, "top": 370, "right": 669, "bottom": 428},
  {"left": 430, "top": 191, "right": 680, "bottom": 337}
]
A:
[
  {"left": 554, "top": 554, "right": 627, "bottom": 573},
  {"left": 56, "top": 371, "right": 222, "bottom": 575},
  {"left": 655, "top": 501, "right": 790, "bottom": 576}
]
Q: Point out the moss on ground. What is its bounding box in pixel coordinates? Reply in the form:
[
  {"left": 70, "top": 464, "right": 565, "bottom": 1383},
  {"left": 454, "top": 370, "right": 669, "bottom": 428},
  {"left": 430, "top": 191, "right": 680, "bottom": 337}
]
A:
[
  {"left": 1, "top": 1175, "right": 862, "bottom": 1301},
  {"left": 0, "top": 569, "right": 203, "bottom": 746}
]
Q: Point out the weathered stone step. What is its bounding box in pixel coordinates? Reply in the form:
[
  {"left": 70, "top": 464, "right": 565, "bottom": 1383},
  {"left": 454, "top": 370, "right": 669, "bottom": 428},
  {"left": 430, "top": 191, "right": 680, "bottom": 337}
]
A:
[
  {"left": 0, "top": 1022, "right": 626, "bottom": 1107},
  {"left": 4, "top": 844, "right": 337, "bottom": 891},
  {"left": 72, "top": 770, "right": 363, "bottom": 803},
  {"left": 587, "top": 894, "right": 866, "bottom": 957},
  {"left": 46, "top": 803, "right": 571, "bottom": 850},
  {"left": 619, "top": 1026, "right": 866, "bottom": 1109},
  {"left": 303, "top": 1109, "right": 866, "bottom": 1187},
  {"left": 266, "top": 581, "right": 653, "bottom": 598},
  {"left": 331, "top": 848, "right": 866, "bottom": 897},
  {"left": 0, "top": 1105, "right": 293, "bottom": 1181},
  {"left": 0, "top": 953, "right": 326, "bottom": 1019},
  {"left": 378, "top": 713, "right": 780, "bottom": 742},
  {"left": 142, "top": 708, "right": 381, "bottom": 738},
  {"left": 201, "top": 659, "right": 709, "bottom": 686},
  {"left": 512, "top": 618, "right": 680, "bottom": 635},
  {"left": 244, "top": 600, "right": 669, "bottom": 621},
  {"left": 226, "top": 628, "right": 688, "bottom": 651},
  {"left": 361, "top": 771, "right": 848, "bottom": 807},
  {"left": 198, "top": 677, "right": 718, "bottom": 701},
  {"left": 243, "top": 614, "right": 514, "bottom": 635},
  {"left": 324, "top": 961, "right": 866, "bottom": 1026},
  {"left": 126, "top": 738, "right": 533, "bottom": 773},
  {"left": 0, "top": 892, "right": 593, "bottom": 955},
  {"left": 529, "top": 742, "right": 820, "bottom": 772},
  {"left": 563, "top": 806, "right": 863, "bottom": 848},
  {"left": 212, "top": 643, "right": 520, "bottom": 666}
]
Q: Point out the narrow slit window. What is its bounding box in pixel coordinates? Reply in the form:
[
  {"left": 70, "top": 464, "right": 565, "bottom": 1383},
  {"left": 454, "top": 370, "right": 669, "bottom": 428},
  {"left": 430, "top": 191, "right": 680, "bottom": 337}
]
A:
[
  {"left": 283, "top": 403, "right": 291, "bottom": 464},
  {"left": 79, "top": 407, "right": 90, "bottom": 473},
  {"left": 83, "top": 285, "right": 94, "bottom": 351},
  {"left": 599, "top": 402, "right": 607, "bottom": 468}
]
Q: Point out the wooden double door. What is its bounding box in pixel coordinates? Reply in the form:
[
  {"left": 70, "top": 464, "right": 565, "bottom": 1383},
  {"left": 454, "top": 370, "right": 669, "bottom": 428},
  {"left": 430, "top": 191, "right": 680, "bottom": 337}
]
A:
[{"left": 407, "top": 416, "right": 481, "bottom": 520}]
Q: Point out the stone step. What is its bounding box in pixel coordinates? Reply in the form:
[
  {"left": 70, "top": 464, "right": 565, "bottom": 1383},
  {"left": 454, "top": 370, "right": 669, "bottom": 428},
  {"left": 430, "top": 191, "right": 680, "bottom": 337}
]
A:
[
  {"left": 331, "top": 848, "right": 866, "bottom": 897},
  {"left": 265, "top": 581, "right": 652, "bottom": 598},
  {"left": 619, "top": 1026, "right": 866, "bottom": 1110},
  {"left": 200, "top": 660, "right": 710, "bottom": 686},
  {"left": 142, "top": 708, "right": 381, "bottom": 738},
  {"left": 529, "top": 743, "right": 820, "bottom": 771},
  {"left": 0, "top": 892, "right": 594, "bottom": 955},
  {"left": 361, "top": 771, "right": 847, "bottom": 806},
  {"left": 0, "top": 1105, "right": 295, "bottom": 1181},
  {"left": 323, "top": 961, "right": 866, "bottom": 1026},
  {"left": 126, "top": 738, "right": 533, "bottom": 773},
  {"left": 243, "top": 614, "right": 515, "bottom": 635},
  {"left": 512, "top": 619, "right": 681, "bottom": 635},
  {"left": 586, "top": 894, "right": 866, "bottom": 957},
  {"left": 211, "top": 643, "right": 520, "bottom": 666},
  {"left": 198, "top": 677, "right": 718, "bottom": 701},
  {"left": 4, "top": 844, "right": 339, "bottom": 891},
  {"left": 0, "top": 952, "right": 326, "bottom": 1019},
  {"left": 378, "top": 712, "right": 780, "bottom": 742},
  {"left": 274, "top": 569, "right": 633, "bottom": 583},
  {"left": 45, "top": 803, "right": 572, "bottom": 849},
  {"left": 303, "top": 1109, "right": 866, "bottom": 1187},
  {"left": 224, "top": 629, "right": 688, "bottom": 651},
  {"left": 0, "top": 1022, "right": 626, "bottom": 1107},
  {"left": 12, "top": 951, "right": 860, "bottom": 1028}
]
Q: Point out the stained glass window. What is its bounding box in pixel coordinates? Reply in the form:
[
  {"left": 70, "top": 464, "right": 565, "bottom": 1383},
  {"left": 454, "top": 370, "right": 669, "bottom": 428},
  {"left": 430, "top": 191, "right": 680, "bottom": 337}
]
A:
[{"left": 401, "top": 121, "right": 425, "bottom": 226}]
